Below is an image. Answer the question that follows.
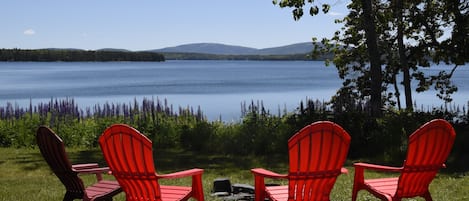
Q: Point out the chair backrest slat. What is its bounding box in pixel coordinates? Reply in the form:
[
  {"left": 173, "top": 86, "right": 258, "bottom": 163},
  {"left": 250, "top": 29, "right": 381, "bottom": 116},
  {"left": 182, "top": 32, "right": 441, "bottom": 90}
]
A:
[
  {"left": 287, "top": 121, "right": 351, "bottom": 201},
  {"left": 99, "top": 124, "right": 161, "bottom": 200},
  {"left": 397, "top": 119, "right": 456, "bottom": 197}
]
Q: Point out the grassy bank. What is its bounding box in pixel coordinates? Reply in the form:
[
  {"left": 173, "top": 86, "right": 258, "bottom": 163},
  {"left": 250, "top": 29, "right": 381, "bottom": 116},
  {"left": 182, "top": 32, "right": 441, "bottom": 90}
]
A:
[{"left": 1, "top": 147, "right": 468, "bottom": 201}]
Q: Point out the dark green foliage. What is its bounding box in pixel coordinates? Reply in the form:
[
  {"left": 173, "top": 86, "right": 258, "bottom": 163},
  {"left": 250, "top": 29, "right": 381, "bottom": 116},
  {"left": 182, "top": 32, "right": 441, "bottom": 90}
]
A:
[
  {"left": 0, "top": 97, "right": 468, "bottom": 171},
  {"left": 0, "top": 49, "right": 165, "bottom": 62},
  {"left": 180, "top": 122, "right": 213, "bottom": 152},
  {"left": 274, "top": 0, "right": 469, "bottom": 116}
]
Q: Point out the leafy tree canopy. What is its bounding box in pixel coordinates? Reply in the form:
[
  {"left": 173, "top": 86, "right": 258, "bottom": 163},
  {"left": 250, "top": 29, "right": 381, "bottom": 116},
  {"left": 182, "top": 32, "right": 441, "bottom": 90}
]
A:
[{"left": 274, "top": 0, "right": 469, "bottom": 111}]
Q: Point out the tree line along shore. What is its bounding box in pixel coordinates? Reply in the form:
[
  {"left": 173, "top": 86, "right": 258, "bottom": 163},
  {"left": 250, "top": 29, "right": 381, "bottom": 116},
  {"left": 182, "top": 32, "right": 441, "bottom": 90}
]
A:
[
  {"left": 0, "top": 49, "right": 165, "bottom": 62},
  {"left": 0, "top": 48, "right": 331, "bottom": 61}
]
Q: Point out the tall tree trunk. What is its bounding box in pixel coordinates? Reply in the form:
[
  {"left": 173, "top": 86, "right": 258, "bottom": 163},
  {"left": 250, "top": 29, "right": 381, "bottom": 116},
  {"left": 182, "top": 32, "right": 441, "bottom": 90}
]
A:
[
  {"left": 396, "top": 0, "right": 413, "bottom": 110},
  {"left": 393, "top": 72, "right": 402, "bottom": 110},
  {"left": 362, "top": 0, "right": 383, "bottom": 117},
  {"left": 448, "top": 0, "right": 468, "bottom": 65}
]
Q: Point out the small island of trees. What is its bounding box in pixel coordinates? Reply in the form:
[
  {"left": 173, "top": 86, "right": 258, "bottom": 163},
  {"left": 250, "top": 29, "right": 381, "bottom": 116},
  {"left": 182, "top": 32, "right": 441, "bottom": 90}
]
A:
[{"left": 0, "top": 49, "right": 165, "bottom": 62}]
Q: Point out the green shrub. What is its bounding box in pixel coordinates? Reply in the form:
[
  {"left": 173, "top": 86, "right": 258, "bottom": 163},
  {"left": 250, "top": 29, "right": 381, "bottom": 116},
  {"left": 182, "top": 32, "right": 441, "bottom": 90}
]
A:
[{"left": 0, "top": 98, "right": 467, "bottom": 171}]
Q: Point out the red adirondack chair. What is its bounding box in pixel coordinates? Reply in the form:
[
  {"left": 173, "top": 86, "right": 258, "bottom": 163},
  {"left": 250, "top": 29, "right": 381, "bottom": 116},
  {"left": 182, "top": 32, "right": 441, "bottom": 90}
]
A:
[
  {"left": 351, "top": 119, "right": 456, "bottom": 201},
  {"left": 99, "top": 124, "right": 205, "bottom": 201},
  {"left": 36, "top": 126, "right": 122, "bottom": 201},
  {"left": 251, "top": 121, "right": 351, "bottom": 201}
]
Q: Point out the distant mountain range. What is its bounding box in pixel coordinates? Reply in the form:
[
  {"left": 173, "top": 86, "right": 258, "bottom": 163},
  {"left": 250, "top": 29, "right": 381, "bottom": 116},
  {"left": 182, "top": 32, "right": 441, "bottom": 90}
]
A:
[
  {"left": 150, "top": 42, "right": 314, "bottom": 55},
  {"left": 14, "top": 42, "right": 325, "bottom": 61}
]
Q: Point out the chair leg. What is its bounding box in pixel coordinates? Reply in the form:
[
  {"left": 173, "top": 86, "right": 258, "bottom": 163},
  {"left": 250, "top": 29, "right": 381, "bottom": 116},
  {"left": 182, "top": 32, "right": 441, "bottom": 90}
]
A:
[
  {"left": 351, "top": 189, "right": 358, "bottom": 201},
  {"left": 192, "top": 174, "right": 205, "bottom": 201},
  {"left": 63, "top": 192, "right": 79, "bottom": 201},
  {"left": 91, "top": 196, "right": 113, "bottom": 201},
  {"left": 253, "top": 175, "right": 266, "bottom": 201},
  {"left": 352, "top": 166, "right": 364, "bottom": 201},
  {"left": 423, "top": 191, "right": 433, "bottom": 201}
]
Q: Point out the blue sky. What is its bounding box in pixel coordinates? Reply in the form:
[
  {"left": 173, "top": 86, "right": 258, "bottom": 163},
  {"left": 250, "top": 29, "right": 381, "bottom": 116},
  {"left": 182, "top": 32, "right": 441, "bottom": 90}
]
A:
[{"left": 1, "top": 0, "right": 348, "bottom": 51}]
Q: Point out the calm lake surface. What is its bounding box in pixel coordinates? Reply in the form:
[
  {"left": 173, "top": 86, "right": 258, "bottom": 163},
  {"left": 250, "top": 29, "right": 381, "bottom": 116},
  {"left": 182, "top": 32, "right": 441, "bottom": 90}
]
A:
[{"left": 0, "top": 60, "right": 467, "bottom": 121}]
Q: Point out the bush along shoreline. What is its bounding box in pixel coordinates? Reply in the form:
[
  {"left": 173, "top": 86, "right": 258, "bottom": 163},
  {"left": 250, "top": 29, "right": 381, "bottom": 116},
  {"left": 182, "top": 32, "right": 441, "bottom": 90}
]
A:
[{"left": 0, "top": 97, "right": 468, "bottom": 172}]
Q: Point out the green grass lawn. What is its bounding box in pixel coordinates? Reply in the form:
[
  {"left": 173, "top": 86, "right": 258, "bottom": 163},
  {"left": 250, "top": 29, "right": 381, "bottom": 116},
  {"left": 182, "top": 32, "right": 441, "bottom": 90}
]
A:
[{"left": 0, "top": 147, "right": 468, "bottom": 201}]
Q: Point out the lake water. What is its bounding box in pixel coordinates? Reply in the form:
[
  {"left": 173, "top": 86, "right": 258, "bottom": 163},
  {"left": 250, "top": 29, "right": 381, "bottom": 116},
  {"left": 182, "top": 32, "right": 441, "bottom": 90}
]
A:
[{"left": 0, "top": 60, "right": 467, "bottom": 121}]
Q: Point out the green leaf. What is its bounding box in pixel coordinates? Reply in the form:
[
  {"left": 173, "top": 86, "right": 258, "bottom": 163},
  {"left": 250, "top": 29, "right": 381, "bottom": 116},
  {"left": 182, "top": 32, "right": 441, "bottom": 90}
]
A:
[
  {"left": 293, "top": 8, "right": 304, "bottom": 20},
  {"left": 310, "top": 6, "right": 319, "bottom": 16},
  {"left": 322, "top": 4, "right": 330, "bottom": 13}
]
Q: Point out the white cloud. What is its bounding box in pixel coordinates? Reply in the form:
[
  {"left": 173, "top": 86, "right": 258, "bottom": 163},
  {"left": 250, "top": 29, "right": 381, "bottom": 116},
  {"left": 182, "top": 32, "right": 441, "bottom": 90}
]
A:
[
  {"left": 23, "top": 29, "right": 36, "bottom": 35},
  {"left": 328, "top": 12, "right": 343, "bottom": 16}
]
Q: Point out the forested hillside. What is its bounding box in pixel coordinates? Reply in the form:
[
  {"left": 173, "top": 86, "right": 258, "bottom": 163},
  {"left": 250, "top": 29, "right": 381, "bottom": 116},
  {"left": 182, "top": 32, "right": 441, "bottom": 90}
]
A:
[{"left": 161, "top": 52, "right": 314, "bottom": 60}]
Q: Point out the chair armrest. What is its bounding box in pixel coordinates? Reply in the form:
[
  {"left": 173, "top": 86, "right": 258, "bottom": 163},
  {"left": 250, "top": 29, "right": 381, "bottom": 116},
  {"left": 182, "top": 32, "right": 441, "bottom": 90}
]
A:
[
  {"left": 251, "top": 168, "right": 288, "bottom": 179},
  {"left": 72, "top": 163, "right": 100, "bottom": 170},
  {"left": 354, "top": 162, "right": 402, "bottom": 172},
  {"left": 74, "top": 167, "right": 111, "bottom": 174},
  {"left": 251, "top": 168, "right": 287, "bottom": 201},
  {"left": 72, "top": 163, "right": 111, "bottom": 181},
  {"left": 353, "top": 162, "right": 403, "bottom": 194},
  {"left": 341, "top": 167, "right": 349, "bottom": 174},
  {"left": 158, "top": 168, "right": 204, "bottom": 179}
]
